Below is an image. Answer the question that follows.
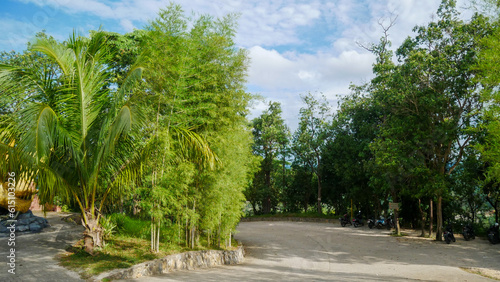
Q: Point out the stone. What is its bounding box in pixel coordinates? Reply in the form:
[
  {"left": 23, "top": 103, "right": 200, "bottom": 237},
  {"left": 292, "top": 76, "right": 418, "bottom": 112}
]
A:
[
  {"left": 16, "top": 224, "right": 29, "bottom": 232},
  {"left": 18, "top": 210, "right": 34, "bottom": 220},
  {"left": 29, "top": 223, "right": 42, "bottom": 232},
  {"left": 18, "top": 218, "right": 31, "bottom": 225},
  {"left": 96, "top": 245, "right": 245, "bottom": 281},
  {"left": 0, "top": 211, "right": 50, "bottom": 233}
]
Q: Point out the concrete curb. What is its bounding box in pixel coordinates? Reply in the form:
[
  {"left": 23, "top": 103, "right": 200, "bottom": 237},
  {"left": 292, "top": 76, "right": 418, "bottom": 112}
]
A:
[
  {"left": 94, "top": 245, "right": 245, "bottom": 281},
  {"left": 240, "top": 217, "right": 338, "bottom": 224}
]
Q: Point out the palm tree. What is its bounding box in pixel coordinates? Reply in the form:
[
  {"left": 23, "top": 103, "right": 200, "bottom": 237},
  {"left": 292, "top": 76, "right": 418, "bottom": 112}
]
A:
[{"left": 0, "top": 31, "right": 145, "bottom": 253}]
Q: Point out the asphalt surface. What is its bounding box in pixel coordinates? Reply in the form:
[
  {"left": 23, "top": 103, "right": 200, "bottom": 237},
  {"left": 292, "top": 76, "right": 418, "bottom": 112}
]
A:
[{"left": 124, "top": 221, "right": 500, "bottom": 282}]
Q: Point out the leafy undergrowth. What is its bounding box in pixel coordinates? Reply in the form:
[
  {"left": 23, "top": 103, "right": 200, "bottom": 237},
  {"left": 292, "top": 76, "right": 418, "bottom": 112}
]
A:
[
  {"left": 59, "top": 212, "right": 240, "bottom": 279},
  {"left": 59, "top": 235, "right": 212, "bottom": 279},
  {"left": 390, "top": 232, "right": 408, "bottom": 237}
]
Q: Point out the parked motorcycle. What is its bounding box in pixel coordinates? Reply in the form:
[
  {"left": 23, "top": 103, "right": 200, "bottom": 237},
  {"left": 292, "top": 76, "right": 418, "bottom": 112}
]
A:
[
  {"left": 386, "top": 215, "right": 395, "bottom": 230},
  {"left": 367, "top": 216, "right": 375, "bottom": 229},
  {"left": 339, "top": 214, "right": 352, "bottom": 227},
  {"left": 443, "top": 224, "right": 455, "bottom": 244},
  {"left": 462, "top": 223, "right": 475, "bottom": 241},
  {"left": 353, "top": 211, "right": 364, "bottom": 227},
  {"left": 487, "top": 223, "right": 499, "bottom": 244},
  {"left": 375, "top": 216, "right": 387, "bottom": 229}
]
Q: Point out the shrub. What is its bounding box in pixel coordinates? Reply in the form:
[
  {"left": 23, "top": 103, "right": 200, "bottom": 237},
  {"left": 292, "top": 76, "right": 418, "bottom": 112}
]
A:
[{"left": 108, "top": 213, "right": 150, "bottom": 239}]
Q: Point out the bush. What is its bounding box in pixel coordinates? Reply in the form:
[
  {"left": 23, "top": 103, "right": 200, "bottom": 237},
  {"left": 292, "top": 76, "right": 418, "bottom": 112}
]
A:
[
  {"left": 108, "top": 213, "right": 151, "bottom": 239},
  {"left": 100, "top": 215, "right": 117, "bottom": 240}
]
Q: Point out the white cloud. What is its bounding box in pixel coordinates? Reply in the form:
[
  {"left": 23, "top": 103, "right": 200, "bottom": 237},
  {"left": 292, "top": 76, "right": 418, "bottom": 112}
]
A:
[
  {"left": 9, "top": 0, "right": 478, "bottom": 131},
  {"left": 247, "top": 45, "right": 375, "bottom": 131},
  {"left": 119, "top": 19, "right": 135, "bottom": 32},
  {"left": 248, "top": 46, "right": 374, "bottom": 91},
  {"left": 18, "top": 0, "right": 323, "bottom": 47}
]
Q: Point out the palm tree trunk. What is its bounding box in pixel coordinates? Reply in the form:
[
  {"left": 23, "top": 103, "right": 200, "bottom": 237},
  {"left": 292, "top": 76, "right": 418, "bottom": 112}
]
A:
[{"left": 83, "top": 210, "right": 102, "bottom": 254}]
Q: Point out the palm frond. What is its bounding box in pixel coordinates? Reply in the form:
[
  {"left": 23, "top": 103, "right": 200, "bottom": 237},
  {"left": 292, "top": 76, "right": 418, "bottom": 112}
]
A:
[
  {"left": 14, "top": 103, "right": 57, "bottom": 163},
  {"left": 30, "top": 37, "right": 75, "bottom": 76},
  {"left": 171, "top": 127, "right": 219, "bottom": 170}
]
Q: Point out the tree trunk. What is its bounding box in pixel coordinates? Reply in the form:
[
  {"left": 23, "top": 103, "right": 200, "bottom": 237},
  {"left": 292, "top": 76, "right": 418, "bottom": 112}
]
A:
[
  {"left": 317, "top": 174, "right": 322, "bottom": 214},
  {"left": 394, "top": 209, "right": 400, "bottom": 236},
  {"left": 436, "top": 196, "right": 443, "bottom": 241},
  {"left": 218, "top": 220, "right": 221, "bottom": 248},
  {"left": 429, "top": 199, "right": 433, "bottom": 238},
  {"left": 375, "top": 195, "right": 382, "bottom": 218},
  {"left": 264, "top": 168, "right": 272, "bottom": 214},
  {"left": 177, "top": 215, "right": 181, "bottom": 245},
  {"left": 418, "top": 198, "right": 425, "bottom": 237},
  {"left": 82, "top": 210, "right": 102, "bottom": 254},
  {"left": 207, "top": 229, "right": 211, "bottom": 248},
  {"left": 191, "top": 227, "right": 196, "bottom": 249},
  {"left": 151, "top": 216, "right": 155, "bottom": 251},
  {"left": 156, "top": 220, "right": 160, "bottom": 252},
  {"left": 191, "top": 199, "right": 196, "bottom": 249}
]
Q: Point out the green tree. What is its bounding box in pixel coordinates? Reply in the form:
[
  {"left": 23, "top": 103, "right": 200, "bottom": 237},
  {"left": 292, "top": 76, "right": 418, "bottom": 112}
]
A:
[
  {"left": 476, "top": 4, "right": 500, "bottom": 224},
  {"left": 96, "top": 30, "right": 147, "bottom": 86},
  {"left": 292, "top": 93, "right": 331, "bottom": 214},
  {"left": 286, "top": 162, "right": 315, "bottom": 212},
  {"left": 250, "top": 101, "right": 289, "bottom": 213},
  {"left": 322, "top": 87, "right": 381, "bottom": 215},
  {"left": 368, "top": 1, "right": 491, "bottom": 239},
  {"left": 135, "top": 3, "right": 253, "bottom": 250},
  {"left": 0, "top": 31, "right": 145, "bottom": 253}
]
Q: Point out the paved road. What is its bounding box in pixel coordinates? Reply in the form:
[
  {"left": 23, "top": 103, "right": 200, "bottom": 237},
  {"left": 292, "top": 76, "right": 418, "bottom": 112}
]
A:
[
  {"left": 0, "top": 212, "right": 84, "bottom": 282},
  {"left": 125, "top": 221, "right": 500, "bottom": 282}
]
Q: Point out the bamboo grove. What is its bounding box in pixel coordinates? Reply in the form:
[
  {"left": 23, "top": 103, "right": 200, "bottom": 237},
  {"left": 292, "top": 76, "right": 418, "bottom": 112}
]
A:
[{"left": 0, "top": 4, "right": 256, "bottom": 253}]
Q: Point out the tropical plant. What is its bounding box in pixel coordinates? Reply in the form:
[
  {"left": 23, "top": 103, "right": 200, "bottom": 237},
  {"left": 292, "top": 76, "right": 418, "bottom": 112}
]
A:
[{"left": 0, "top": 31, "right": 145, "bottom": 253}]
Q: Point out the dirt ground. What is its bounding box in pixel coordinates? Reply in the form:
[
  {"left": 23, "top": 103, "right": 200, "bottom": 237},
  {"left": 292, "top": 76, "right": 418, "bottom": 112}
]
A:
[{"left": 126, "top": 221, "right": 500, "bottom": 281}]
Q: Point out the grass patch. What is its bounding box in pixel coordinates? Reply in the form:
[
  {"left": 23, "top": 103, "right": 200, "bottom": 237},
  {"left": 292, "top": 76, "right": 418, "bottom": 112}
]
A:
[
  {"left": 59, "top": 213, "right": 244, "bottom": 279},
  {"left": 390, "top": 232, "right": 408, "bottom": 237},
  {"left": 59, "top": 234, "right": 194, "bottom": 279}
]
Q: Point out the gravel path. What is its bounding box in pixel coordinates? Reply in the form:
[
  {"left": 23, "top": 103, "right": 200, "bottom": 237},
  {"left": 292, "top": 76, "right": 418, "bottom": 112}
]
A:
[
  {"left": 2, "top": 217, "right": 500, "bottom": 281},
  {"left": 124, "top": 221, "right": 500, "bottom": 281}
]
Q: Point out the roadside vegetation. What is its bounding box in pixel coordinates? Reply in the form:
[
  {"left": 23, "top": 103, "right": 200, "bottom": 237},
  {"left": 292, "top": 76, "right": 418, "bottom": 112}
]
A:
[
  {"left": 246, "top": 0, "right": 500, "bottom": 240},
  {"left": 60, "top": 213, "right": 238, "bottom": 278},
  {"left": 0, "top": 3, "right": 253, "bottom": 261},
  {"left": 1, "top": 0, "right": 500, "bottom": 276}
]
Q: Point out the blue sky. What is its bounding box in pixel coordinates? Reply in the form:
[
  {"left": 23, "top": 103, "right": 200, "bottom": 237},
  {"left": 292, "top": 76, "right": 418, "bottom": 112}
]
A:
[{"left": 0, "top": 0, "right": 473, "bottom": 130}]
